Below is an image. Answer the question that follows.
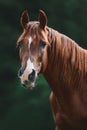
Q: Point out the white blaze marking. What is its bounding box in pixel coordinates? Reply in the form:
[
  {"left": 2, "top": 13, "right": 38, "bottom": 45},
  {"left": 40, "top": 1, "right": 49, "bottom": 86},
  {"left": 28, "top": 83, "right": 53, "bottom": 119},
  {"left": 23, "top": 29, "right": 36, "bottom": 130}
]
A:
[
  {"left": 28, "top": 37, "right": 32, "bottom": 49},
  {"left": 26, "top": 58, "right": 38, "bottom": 82},
  {"left": 26, "top": 58, "right": 34, "bottom": 73}
]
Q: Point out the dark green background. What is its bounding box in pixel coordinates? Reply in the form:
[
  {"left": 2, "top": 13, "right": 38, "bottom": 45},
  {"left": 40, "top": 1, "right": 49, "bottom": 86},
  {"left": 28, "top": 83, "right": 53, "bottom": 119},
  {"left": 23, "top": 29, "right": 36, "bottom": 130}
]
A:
[{"left": 0, "top": 0, "right": 87, "bottom": 130}]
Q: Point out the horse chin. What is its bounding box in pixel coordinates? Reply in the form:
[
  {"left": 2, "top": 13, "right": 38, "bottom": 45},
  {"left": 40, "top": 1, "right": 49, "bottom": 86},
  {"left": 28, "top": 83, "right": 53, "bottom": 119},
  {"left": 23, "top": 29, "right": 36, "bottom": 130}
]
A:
[{"left": 24, "top": 82, "right": 35, "bottom": 89}]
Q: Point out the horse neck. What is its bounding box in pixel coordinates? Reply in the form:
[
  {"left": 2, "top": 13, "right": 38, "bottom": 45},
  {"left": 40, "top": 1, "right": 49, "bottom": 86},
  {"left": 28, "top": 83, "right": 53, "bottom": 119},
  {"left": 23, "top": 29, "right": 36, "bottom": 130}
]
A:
[
  {"left": 43, "top": 28, "right": 64, "bottom": 89},
  {"left": 44, "top": 27, "right": 66, "bottom": 76},
  {"left": 44, "top": 27, "right": 87, "bottom": 94}
]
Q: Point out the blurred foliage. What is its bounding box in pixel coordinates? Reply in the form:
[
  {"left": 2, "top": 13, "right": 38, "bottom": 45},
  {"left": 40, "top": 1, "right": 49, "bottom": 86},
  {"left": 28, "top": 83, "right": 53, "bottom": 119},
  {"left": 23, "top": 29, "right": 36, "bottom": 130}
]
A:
[{"left": 0, "top": 0, "right": 87, "bottom": 130}]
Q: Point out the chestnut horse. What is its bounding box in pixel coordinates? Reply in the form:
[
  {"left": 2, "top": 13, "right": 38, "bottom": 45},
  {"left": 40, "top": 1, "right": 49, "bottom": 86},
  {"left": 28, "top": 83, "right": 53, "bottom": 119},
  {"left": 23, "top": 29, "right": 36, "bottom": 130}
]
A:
[{"left": 17, "top": 10, "right": 87, "bottom": 130}]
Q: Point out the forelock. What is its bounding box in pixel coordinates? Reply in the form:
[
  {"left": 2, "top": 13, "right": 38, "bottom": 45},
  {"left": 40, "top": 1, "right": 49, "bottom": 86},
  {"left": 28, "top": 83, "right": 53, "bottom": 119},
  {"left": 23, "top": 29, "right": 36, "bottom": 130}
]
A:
[{"left": 27, "top": 22, "right": 41, "bottom": 40}]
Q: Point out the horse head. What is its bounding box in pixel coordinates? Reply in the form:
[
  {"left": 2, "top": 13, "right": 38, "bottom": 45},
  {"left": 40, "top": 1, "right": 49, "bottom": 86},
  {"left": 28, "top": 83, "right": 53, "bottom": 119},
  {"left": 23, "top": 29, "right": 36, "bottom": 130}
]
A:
[{"left": 17, "top": 10, "right": 50, "bottom": 88}]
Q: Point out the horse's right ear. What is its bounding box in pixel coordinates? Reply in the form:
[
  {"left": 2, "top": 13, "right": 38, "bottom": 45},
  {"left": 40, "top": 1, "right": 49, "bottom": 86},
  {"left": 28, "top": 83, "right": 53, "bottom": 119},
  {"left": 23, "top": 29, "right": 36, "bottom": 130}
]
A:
[
  {"left": 20, "top": 10, "right": 29, "bottom": 29},
  {"left": 38, "top": 10, "right": 48, "bottom": 29}
]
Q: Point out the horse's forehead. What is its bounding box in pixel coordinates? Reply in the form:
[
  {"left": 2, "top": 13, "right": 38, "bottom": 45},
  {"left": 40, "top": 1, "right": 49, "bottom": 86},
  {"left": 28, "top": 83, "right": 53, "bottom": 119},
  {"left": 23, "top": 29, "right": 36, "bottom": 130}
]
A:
[
  {"left": 17, "top": 32, "right": 38, "bottom": 44},
  {"left": 28, "top": 22, "right": 47, "bottom": 39}
]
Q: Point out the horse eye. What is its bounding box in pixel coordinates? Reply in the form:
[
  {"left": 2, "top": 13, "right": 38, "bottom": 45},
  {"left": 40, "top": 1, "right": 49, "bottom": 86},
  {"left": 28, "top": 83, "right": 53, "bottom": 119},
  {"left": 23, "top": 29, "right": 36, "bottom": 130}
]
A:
[
  {"left": 17, "top": 42, "right": 23, "bottom": 49},
  {"left": 40, "top": 41, "right": 46, "bottom": 49}
]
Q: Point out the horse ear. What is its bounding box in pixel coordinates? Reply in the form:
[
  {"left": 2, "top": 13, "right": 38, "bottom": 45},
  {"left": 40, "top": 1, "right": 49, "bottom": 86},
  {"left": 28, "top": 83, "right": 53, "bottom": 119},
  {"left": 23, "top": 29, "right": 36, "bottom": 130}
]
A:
[
  {"left": 20, "top": 10, "right": 29, "bottom": 29},
  {"left": 38, "top": 10, "right": 48, "bottom": 29}
]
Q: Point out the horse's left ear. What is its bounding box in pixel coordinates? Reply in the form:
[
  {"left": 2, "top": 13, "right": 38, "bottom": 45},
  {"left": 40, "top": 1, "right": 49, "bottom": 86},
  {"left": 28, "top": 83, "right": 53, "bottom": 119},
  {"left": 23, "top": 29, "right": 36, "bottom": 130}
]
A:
[
  {"left": 20, "top": 10, "right": 29, "bottom": 29},
  {"left": 38, "top": 10, "right": 48, "bottom": 29}
]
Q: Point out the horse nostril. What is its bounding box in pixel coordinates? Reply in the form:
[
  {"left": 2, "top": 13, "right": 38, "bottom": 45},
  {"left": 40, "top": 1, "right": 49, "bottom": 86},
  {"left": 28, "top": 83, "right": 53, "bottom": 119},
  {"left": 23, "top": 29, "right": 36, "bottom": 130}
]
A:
[
  {"left": 18, "top": 67, "right": 24, "bottom": 77},
  {"left": 28, "top": 69, "right": 35, "bottom": 82}
]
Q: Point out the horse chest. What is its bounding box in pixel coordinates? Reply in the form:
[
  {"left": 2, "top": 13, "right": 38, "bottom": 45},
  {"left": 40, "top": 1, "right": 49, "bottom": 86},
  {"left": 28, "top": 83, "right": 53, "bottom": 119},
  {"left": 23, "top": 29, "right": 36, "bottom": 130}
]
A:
[
  {"left": 50, "top": 91, "right": 87, "bottom": 130},
  {"left": 47, "top": 75, "right": 87, "bottom": 122}
]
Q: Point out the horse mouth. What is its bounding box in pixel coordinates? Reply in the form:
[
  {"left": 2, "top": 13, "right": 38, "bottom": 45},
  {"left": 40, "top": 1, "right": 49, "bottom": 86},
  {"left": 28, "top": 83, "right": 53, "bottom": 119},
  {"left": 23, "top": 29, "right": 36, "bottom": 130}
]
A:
[
  {"left": 21, "top": 80, "right": 35, "bottom": 89},
  {"left": 24, "top": 83, "right": 35, "bottom": 89}
]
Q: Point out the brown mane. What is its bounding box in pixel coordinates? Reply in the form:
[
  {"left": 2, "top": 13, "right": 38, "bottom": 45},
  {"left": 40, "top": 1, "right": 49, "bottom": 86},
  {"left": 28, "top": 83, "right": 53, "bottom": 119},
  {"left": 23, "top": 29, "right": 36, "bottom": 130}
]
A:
[{"left": 46, "top": 27, "right": 87, "bottom": 90}]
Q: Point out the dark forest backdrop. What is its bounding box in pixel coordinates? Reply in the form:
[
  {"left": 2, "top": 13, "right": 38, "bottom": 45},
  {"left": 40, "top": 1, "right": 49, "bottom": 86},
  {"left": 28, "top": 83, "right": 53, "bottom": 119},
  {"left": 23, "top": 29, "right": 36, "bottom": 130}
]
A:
[{"left": 0, "top": 0, "right": 87, "bottom": 130}]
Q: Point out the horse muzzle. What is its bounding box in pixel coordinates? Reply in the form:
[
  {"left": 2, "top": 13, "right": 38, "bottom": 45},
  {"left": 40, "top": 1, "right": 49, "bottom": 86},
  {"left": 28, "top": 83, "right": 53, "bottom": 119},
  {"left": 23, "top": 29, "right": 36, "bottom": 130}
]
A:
[{"left": 18, "top": 68, "right": 37, "bottom": 88}]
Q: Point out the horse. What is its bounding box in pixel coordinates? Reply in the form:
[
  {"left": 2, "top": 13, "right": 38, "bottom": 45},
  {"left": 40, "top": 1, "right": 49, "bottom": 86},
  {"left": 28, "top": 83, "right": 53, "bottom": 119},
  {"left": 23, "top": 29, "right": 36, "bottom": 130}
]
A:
[{"left": 16, "top": 10, "right": 87, "bottom": 130}]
